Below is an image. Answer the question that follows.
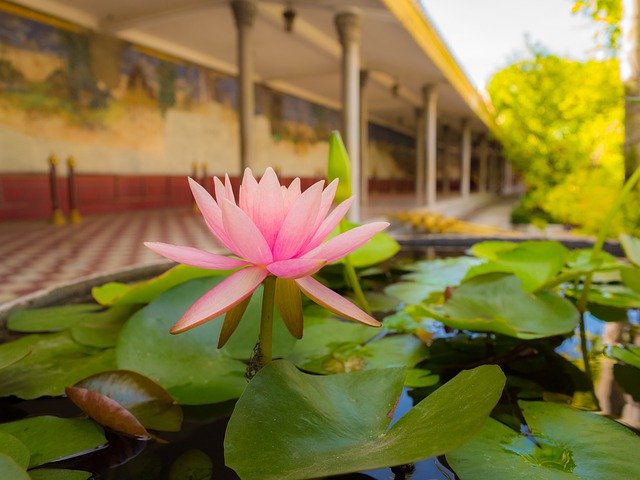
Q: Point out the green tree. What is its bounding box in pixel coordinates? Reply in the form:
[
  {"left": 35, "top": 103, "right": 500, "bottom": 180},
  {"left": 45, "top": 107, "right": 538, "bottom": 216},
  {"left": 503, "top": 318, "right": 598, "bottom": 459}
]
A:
[{"left": 488, "top": 48, "right": 627, "bottom": 233}]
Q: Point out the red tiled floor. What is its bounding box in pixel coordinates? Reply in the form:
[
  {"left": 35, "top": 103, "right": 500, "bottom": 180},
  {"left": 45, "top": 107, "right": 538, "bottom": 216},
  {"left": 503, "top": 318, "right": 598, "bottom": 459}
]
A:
[{"left": 0, "top": 207, "right": 222, "bottom": 304}]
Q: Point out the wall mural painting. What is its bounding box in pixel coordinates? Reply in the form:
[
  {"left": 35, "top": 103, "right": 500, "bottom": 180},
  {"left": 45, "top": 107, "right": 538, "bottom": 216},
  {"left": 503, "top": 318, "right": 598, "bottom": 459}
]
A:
[{"left": 0, "top": 9, "right": 413, "bottom": 179}]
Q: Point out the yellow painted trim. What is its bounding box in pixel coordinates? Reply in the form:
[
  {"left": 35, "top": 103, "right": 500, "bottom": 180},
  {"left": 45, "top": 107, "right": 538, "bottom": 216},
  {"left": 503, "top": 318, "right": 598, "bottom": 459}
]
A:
[
  {"left": 380, "top": 0, "right": 496, "bottom": 131},
  {"left": 0, "top": 0, "right": 83, "bottom": 32}
]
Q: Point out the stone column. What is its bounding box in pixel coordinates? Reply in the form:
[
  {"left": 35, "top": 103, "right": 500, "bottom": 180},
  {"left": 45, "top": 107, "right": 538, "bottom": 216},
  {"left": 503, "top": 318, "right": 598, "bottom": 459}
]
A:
[
  {"left": 423, "top": 85, "right": 438, "bottom": 206},
  {"left": 335, "top": 10, "right": 361, "bottom": 221},
  {"left": 478, "top": 136, "right": 488, "bottom": 193},
  {"left": 461, "top": 119, "right": 472, "bottom": 198},
  {"left": 415, "top": 107, "right": 425, "bottom": 204},
  {"left": 231, "top": 0, "right": 257, "bottom": 173},
  {"left": 359, "top": 69, "right": 369, "bottom": 211}
]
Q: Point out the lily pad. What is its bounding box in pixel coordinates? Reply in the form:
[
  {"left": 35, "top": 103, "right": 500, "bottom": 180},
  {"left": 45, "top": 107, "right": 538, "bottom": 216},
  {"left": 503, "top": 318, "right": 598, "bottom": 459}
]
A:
[
  {"left": 224, "top": 361, "right": 505, "bottom": 480},
  {"left": 464, "top": 241, "right": 569, "bottom": 292},
  {"left": 413, "top": 273, "right": 579, "bottom": 339},
  {"left": 620, "top": 233, "right": 640, "bottom": 266},
  {"left": 447, "top": 401, "right": 640, "bottom": 479},
  {"left": 607, "top": 345, "right": 640, "bottom": 369},
  {"left": 7, "top": 304, "right": 102, "bottom": 333},
  {"left": 116, "top": 277, "right": 294, "bottom": 404},
  {"left": 29, "top": 469, "right": 92, "bottom": 480},
  {"left": 0, "top": 454, "right": 29, "bottom": 480},
  {"left": 0, "top": 416, "right": 106, "bottom": 468},
  {"left": 0, "top": 341, "right": 31, "bottom": 371},
  {"left": 385, "top": 257, "right": 480, "bottom": 304},
  {"left": 69, "top": 305, "right": 141, "bottom": 348},
  {"left": 92, "top": 264, "right": 228, "bottom": 306},
  {"left": 0, "top": 333, "right": 115, "bottom": 399},
  {"left": 0, "top": 432, "right": 29, "bottom": 468},
  {"left": 66, "top": 370, "right": 182, "bottom": 437}
]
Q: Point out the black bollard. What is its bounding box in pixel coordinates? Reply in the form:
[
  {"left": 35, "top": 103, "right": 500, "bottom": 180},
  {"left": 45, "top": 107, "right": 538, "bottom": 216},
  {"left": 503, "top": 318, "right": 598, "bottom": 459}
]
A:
[
  {"left": 48, "top": 154, "right": 65, "bottom": 225},
  {"left": 67, "top": 155, "right": 82, "bottom": 223}
]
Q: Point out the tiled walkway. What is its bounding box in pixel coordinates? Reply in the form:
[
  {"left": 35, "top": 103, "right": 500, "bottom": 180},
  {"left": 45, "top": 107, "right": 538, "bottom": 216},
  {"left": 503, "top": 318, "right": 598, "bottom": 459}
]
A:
[{"left": 0, "top": 207, "right": 219, "bottom": 304}]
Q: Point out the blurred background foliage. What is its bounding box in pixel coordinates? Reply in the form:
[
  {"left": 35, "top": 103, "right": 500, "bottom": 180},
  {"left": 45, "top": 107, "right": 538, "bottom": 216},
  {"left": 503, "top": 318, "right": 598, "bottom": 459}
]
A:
[{"left": 488, "top": 0, "right": 640, "bottom": 235}]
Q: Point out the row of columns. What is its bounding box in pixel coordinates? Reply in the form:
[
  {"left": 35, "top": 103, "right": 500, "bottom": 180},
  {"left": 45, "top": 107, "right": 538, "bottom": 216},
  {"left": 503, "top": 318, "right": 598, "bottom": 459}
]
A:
[{"left": 229, "top": 0, "right": 512, "bottom": 222}]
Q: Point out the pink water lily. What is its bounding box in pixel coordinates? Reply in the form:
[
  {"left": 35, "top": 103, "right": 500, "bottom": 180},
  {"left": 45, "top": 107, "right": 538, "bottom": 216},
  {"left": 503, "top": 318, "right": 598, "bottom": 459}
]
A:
[{"left": 145, "top": 167, "right": 388, "bottom": 342}]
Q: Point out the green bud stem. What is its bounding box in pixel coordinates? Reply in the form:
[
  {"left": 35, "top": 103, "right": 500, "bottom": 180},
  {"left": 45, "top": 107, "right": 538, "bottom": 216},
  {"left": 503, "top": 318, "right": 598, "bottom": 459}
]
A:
[{"left": 259, "top": 276, "right": 277, "bottom": 366}]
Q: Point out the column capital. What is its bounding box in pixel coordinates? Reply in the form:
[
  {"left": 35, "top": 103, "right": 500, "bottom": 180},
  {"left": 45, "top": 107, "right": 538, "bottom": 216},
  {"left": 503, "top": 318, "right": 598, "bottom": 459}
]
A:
[
  {"left": 231, "top": 0, "right": 256, "bottom": 28},
  {"left": 422, "top": 83, "right": 438, "bottom": 99},
  {"left": 335, "top": 10, "right": 361, "bottom": 46}
]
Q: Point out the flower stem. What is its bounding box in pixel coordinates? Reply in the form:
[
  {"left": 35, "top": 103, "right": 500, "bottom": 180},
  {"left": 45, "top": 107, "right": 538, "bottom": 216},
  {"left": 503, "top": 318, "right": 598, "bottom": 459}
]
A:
[{"left": 259, "top": 275, "right": 277, "bottom": 366}]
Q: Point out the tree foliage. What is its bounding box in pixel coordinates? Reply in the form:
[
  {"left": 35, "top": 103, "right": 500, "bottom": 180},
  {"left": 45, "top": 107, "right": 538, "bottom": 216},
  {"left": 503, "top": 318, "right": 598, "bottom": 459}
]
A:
[
  {"left": 488, "top": 49, "right": 629, "bottom": 233},
  {"left": 572, "top": 0, "right": 622, "bottom": 52}
]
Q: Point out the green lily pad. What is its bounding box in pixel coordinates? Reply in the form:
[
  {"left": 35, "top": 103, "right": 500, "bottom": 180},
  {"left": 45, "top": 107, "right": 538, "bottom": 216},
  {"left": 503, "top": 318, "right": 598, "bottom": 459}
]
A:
[
  {"left": 29, "top": 469, "right": 92, "bottom": 480},
  {"left": 607, "top": 345, "right": 640, "bottom": 369},
  {"left": 7, "top": 304, "right": 102, "bottom": 333},
  {"left": 225, "top": 361, "right": 505, "bottom": 480},
  {"left": 169, "top": 449, "right": 213, "bottom": 480},
  {"left": 414, "top": 273, "right": 579, "bottom": 339},
  {"left": 469, "top": 241, "right": 518, "bottom": 259},
  {"left": 0, "top": 416, "right": 106, "bottom": 468},
  {"left": 69, "top": 305, "right": 141, "bottom": 348},
  {"left": 620, "top": 233, "right": 640, "bottom": 266},
  {"left": 569, "top": 284, "right": 640, "bottom": 309},
  {"left": 385, "top": 257, "right": 480, "bottom": 304},
  {"left": 67, "top": 370, "right": 182, "bottom": 436},
  {"left": 116, "top": 277, "right": 294, "bottom": 404},
  {"left": 0, "top": 432, "right": 29, "bottom": 468},
  {"left": 447, "top": 401, "right": 640, "bottom": 479},
  {"left": 286, "top": 307, "right": 381, "bottom": 373},
  {"left": 404, "top": 368, "right": 439, "bottom": 388},
  {"left": 92, "top": 264, "right": 228, "bottom": 306},
  {"left": 0, "top": 341, "right": 31, "bottom": 371},
  {"left": 0, "top": 454, "right": 29, "bottom": 480},
  {"left": 621, "top": 266, "right": 640, "bottom": 294},
  {"left": 464, "top": 241, "right": 569, "bottom": 292},
  {"left": 0, "top": 333, "right": 116, "bottom": 399}
]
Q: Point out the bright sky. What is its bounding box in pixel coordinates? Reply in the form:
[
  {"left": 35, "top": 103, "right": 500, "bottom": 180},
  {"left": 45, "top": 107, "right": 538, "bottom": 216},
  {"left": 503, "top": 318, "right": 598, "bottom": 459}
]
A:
[{"left": 420, "top": 0, "right": 602, "bottom": 88}]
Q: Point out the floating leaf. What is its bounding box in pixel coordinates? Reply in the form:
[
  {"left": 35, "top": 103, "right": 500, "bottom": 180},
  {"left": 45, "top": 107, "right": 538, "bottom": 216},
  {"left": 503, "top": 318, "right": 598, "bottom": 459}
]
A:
[
  {"left": 0, "top": 432, "right": 29, "bottom": 468},
  {"left": 385, "top": 257, "right": 480, "bottom": 304},
  {"left": 469, "top": 241, "right": 517, "bottom": 259},
  {"left": 29, "top": 469, "right": 92, "bottom": 480},
  {"left": 70, "top": 305, "right": 141, "bottom": 348},
  {"left": 0, "top": 333, "right": 115, "bottom": 399},
  {"left": 7, "top": 304, "right": 102, "bottom": 333},
  {"left": 92, "top": 264, "right": 228, "bottom": 306},
  {"left": 67, "top": 370, "right": 182, "bottom": 438},
  {"left": 0, "top": 341, "right": 31, "bottom": 371},
  {"left": 621, "top": 266, "right": 640, "bottom": 294},
  {"left": 607, "top": 345, "right": 640, "bottom": 369},
  {"left": 0, "top": 454, "right": 29, "bottom": 480},
  {"left": 447, "top": 401, "right": 640, "bottom": 479},
  {"left": 116, "top": 277, "right": 294, "bottom": 404},
  {"left": 0, "top": 416, "right": 105, "bottom": 468},
  {"left": 569, "top": 283, "right": 640, "bottom": 309},
  {"left": 464, "top": 241, "right": 568, "bottom": 292},
  {"left": 225, "top": 362, "right": 505, "bottom": 480},
  {"left": 620, "top": 233, "right": 640, "bottom": 266},
  {"left": 414, "top": 273, "right": 579, "bottom": 339},
  {"left": 404, "top": 368, "right": 439, "bottom": 388},
  {"left": 169, "top": 449, "right": 213, "bottom": 480}
]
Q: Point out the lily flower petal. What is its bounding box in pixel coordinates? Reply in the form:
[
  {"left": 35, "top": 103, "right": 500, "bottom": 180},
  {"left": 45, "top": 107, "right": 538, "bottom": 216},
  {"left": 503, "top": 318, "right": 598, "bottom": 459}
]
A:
[
  {"left": 272, "top": 181, "right": 324, "bottom": 260},
  {"left": 306, "top": 221, "right": 390, "bottom": 263},
  {"left": 188, "top": 178, "right": 232, "bottom": 248},
  {"left": 267, "top": 258, "right": 326, "bottom": 278},
  {"left": 255, "top": 167, "right": 285, "bottom": 247},
  {"left": 313, "top": 178, "right": 339, "bottom": 230},
  {"left": 301, "top": 196, "right": 355, "bottom": 254},
  {"left": 295, "top": 276, "right": 380, "bottom": 327},
  {"left": 239, "top": 168, "right": 258, "bottom": 219},
  {"left": 283, "top": 177, "right": 301, "bottom": 213},
  {"left": 144, "top": 242, "right": 249, "bottom": 270},
  {"left": 221, "top": 199, "right": 273, "bottom": 264},
  {"left": 170, "top": 266, "right": 268, "bottom": 333},
  {"left": 224, "top": 173, "right": 236, "bottom": 203}
]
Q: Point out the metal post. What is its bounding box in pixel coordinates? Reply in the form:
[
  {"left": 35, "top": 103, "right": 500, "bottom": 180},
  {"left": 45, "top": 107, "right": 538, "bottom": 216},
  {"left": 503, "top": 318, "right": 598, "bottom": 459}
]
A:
[
  {"left": 67, "top": 156, "right": 81, "bottom": 223},
  {"left": 335, "top": 10, "right": 361, "bottom": 222},
  {"left": 48, "top": 154, "right": 65, "bottom": 225},
  {"left": 231, "top": 0, "right": 257, "bottom": 173}
]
